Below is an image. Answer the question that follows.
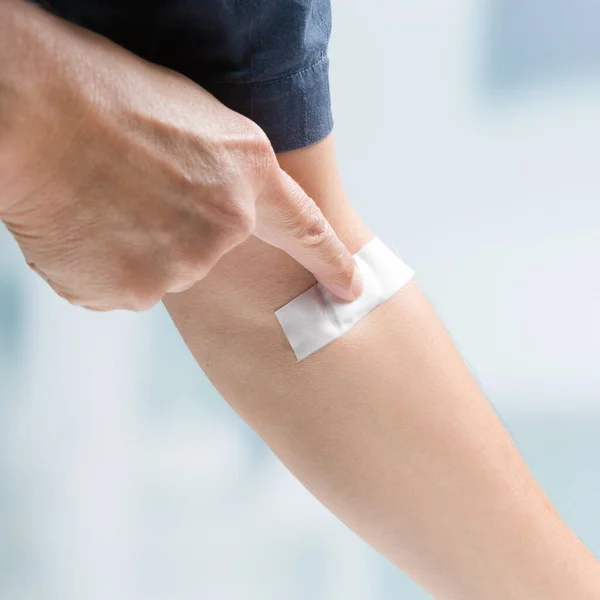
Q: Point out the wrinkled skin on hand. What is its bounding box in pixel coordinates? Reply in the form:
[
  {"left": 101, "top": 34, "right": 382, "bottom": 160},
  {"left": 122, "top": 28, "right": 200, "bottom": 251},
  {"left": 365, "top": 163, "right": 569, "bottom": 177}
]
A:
[{"left": 0, "top": 1, "right": 361, "bottom": 311}]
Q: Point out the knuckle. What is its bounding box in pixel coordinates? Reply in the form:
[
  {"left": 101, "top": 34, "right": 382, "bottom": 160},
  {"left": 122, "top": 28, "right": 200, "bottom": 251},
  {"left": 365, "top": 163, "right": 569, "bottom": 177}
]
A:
[
  {"left": 211, "top": 195, "right": 256, "bottom": 241},
  {"left": 293, "top": 206, "right": 330, "bottom": 250},
  {"left": 177, "top": 249, "right": 212, "bottom": 279},
  {"left": 243, "top": 118, "right": 270, "bottom": 149},
  {"left": 165, "top": 277, "right": 196, "bottom": 294},
  {"left": 164, "top": 258, "right": 209, "bottom": 294},
  {"left": 196, "top": 176, "right": 257, "bottom": 242},
  {"left": 118, "top": 264, "right": 165, "bottom": 312},
  {"left": 288, "top": 202, "right": 356, "bottom": 288},
  {"left": 126, "top": 291, "right": 162, "bottom": 312},
  {"left": 243, "top": 121, "right": 276, "bottom": 176}
]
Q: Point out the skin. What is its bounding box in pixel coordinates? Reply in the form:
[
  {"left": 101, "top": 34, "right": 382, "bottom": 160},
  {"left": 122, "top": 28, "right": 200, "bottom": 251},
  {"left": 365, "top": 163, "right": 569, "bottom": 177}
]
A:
[
  {"left": 0, "top": 0, "right": 362, "bottom": 311},
  {"left": 165, "top": 136, "right": 600, "bottom": 599},
  {"left": 1, "top": 1, "right": 599, "bottom": 598}
]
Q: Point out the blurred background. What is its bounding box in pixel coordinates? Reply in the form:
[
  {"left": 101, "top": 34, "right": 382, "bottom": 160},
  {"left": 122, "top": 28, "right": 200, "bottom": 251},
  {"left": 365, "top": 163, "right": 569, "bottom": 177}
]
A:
[{"left": 1, "top": 0, "right": 600, "bottom": 598}]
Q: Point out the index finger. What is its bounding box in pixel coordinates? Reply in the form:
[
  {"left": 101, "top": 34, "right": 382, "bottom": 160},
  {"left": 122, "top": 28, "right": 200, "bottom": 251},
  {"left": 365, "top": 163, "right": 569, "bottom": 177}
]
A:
[{"left": 254, "top": 167, "right": 363, "bottom": 301}]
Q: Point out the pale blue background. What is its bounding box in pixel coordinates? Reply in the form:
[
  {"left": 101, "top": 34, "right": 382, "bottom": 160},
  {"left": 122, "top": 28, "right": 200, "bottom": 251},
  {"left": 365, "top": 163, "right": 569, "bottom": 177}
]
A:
[{"left": 1, "top": 1, "right": 600, "bottom": 598}]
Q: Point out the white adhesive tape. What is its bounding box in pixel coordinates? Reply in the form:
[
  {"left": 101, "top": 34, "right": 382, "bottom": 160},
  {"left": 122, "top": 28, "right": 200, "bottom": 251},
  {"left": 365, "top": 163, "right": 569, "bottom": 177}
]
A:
[{"left": 275, "top": 237, "right": 414, "bottom": 361}]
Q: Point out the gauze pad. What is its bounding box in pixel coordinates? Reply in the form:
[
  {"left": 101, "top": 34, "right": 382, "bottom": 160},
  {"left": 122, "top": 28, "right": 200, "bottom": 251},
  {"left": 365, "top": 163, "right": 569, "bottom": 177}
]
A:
[{"left": 275, "top": 237, "right": 414, "bottom": 361}]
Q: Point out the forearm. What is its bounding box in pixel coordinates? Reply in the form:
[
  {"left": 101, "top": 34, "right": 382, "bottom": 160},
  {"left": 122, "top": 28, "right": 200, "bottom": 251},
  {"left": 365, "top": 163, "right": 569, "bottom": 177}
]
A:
[{"left": 164, "top": 136, "right": 600, "bottom": 599}]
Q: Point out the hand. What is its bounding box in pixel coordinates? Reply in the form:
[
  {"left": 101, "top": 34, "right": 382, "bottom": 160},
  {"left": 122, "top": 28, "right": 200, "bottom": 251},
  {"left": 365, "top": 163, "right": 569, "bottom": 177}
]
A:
[{"left": 0, "top": 1, "right": 362, "bottom": 311}]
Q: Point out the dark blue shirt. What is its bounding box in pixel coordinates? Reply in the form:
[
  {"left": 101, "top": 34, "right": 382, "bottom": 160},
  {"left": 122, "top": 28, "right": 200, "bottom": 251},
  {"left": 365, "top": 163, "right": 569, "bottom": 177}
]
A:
[{"left": 36, "top": 0, "right": 333, "bottom": 152}]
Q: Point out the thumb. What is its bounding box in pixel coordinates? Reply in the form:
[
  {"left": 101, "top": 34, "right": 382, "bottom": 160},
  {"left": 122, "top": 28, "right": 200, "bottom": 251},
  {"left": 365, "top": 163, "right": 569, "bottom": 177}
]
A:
[{"left": 254, "top": 167, "right": 363, "bottom": 301}]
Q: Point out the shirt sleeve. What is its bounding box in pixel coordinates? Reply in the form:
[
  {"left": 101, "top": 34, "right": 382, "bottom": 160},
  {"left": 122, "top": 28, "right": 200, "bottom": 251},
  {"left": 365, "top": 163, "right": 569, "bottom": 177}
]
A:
[{"left": 38, "top": 0, "right": 334, "bottom": 153}]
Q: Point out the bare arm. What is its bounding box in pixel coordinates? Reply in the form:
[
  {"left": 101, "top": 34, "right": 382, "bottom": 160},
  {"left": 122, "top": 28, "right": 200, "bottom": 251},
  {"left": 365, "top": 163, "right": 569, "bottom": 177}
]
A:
[{"left": 164, "top": 135, "right": 600, "bottom": 600}]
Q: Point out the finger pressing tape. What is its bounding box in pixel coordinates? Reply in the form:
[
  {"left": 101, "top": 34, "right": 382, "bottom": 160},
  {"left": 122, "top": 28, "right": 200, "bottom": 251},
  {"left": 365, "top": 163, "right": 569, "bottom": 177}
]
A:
[{"left": 275, "top": 237, "right": 414, "bottom": 361}]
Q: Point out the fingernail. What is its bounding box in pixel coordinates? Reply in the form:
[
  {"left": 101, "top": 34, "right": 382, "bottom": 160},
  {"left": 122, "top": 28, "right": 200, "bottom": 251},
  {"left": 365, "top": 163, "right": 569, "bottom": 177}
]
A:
[{"left": 348, "top": 264, "right": 364, "bottom": 300}]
